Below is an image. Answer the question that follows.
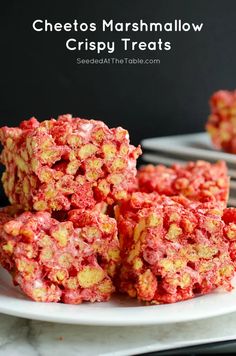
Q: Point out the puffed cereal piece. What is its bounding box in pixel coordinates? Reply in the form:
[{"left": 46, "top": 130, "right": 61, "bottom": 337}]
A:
[
  {"left": 206, "top": 90, "right": 236, "bottom": 153},
  {"left": 116, "top": 192, "right": 234, "bottom": 304},
  {"left": 0, "top": 209, "right": 120, "bottom": 303},
  {"left": 0, "top": 115, "right": 141, "bottom": 211},
  {"left": 137, "top": 160, "right": 229, "bottom": 206}
]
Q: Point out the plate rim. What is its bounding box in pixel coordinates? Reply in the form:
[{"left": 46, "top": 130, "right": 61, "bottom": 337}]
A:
[
  {"left": 1, "top": 269, "right": 236, "bottom": 326},
  {"left": 141, "top": 132, "right": 236, "bottom": 164}
]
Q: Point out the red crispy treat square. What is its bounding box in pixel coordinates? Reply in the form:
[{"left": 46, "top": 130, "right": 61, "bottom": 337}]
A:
[
  {"left": 206, "top": 90, "right": 236, "bottom": 153},
  {"left": 0, "top": 115, "right": 141, "bottom": 211},
  {"left": 222, "top": 208, "right": 236, "bottom": 263},
  {"left": 115, "top": 192, "right": 235, "bottom": 304},
  {"left": 137, "top": 160, "right": 229, "bottom": 206},
  {"left": 0, "top": 208, "right": 120, "bottom": 303}
]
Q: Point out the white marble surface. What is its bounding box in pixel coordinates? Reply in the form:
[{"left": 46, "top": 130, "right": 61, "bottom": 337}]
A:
[{"left": 0, "top": 312, "right": 236, "bottom": 356}]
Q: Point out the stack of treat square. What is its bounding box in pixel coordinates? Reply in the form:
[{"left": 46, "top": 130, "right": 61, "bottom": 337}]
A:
[
  {"left": 0, "top": 114, "right": 141, "bottom": 303},
  {"left": 0, "top": 114, "right": 236, "bottom": 305}
]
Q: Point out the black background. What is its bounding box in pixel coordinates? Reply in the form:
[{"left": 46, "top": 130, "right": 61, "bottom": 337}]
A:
[{"left": 0, "top": 0, "right": 236, "bottom": 202}]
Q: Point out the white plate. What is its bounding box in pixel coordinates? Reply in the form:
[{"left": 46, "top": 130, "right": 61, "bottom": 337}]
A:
[
  {"left": 1, "top": 269, "right": 236, "bottom": 326},
  {"left": 141, "top": 132, "right": 236, "bottom": 165}
]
